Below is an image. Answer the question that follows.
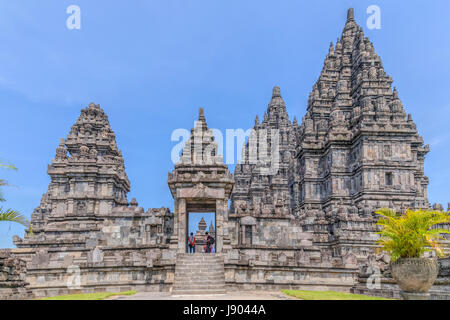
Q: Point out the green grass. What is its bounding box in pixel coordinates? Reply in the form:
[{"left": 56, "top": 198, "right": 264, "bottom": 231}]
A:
[
  {"left": 282, "top": 290, "right": 393, "bottom": 300},
  {"left": 39, "top": 290, "right": 137, "bottom": 300}
]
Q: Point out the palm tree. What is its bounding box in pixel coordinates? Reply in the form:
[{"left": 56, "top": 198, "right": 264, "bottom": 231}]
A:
[
  {"left": 0, "top": 208, "right": 30, "bottom": 227},
  {"left": 0, "top": 161, "right": 31, "bottom": 230}
]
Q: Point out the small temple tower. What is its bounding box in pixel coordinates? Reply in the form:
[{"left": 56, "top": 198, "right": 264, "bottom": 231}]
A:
[
  {"left": 231, "top": 86, "right": 297, "bottom": 220},
  {"left": 193, "top": 217, "right": 216, "bottom": 252},
  {"left": 208, "top": 221, "right": 215, "bottom": 237},
  {"left": 14, "top": 102, "right": 132, "bottom": 249},
  {"left": 168, "top": 108, "right": 234, "bottom": 253}
]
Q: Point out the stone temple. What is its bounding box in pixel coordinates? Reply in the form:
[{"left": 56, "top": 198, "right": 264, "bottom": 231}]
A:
[{"left": 2, "top": 8, "right": 449, "bottom": 299}]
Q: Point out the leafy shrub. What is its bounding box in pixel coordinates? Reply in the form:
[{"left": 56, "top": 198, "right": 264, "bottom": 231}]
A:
[{"left": 376, "top": 208, "right": 450, "bottom": 262}]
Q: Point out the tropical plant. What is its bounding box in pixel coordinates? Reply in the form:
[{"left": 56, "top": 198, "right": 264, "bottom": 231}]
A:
[
  {"left": 0, "top": 161, "right": 31, "bottom": 232},
  {"left": 0, "top": 163, "right": 16, "bottom": 202},
  {"left": 376, "top": 208, "right": 450, "bottom": 262},
  {"left": 0, "top": 208, "right": 30, "bottom": 227}
]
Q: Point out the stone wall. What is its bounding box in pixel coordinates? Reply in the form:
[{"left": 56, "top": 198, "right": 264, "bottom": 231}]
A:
[
  {"left": 351, "top": 258, "right": 450, "bottom": 300},
  {"left": 12, "top": 205, "right": 175, "bottom": 298},
  {"left": 0, "top": 250, "right": 33, "bottom": 300}
]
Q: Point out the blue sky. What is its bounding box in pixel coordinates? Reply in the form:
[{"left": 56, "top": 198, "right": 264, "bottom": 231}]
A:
[
  {"left": 1, "top": 0, "right": 450, "bottom": 248},
  {"left": 188, "top": 213, "right": 215, "bottom": 237}
]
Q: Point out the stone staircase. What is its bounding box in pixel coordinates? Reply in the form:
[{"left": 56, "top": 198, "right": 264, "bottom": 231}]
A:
[{"left": 172, "top": 253, "right": 226, "bottom": 295}]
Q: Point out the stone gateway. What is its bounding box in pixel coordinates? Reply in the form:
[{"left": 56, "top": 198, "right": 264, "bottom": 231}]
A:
[{"left": 3, "top": 8, "right": 449, "bottom": 300}]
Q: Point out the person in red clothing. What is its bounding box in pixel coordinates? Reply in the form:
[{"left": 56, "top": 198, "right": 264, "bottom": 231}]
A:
[{"left": 188, "top": 232, "right": 196, "bottom": 253}]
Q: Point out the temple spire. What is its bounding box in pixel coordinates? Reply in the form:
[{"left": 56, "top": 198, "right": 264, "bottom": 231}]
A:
[
  {"left": 268, "top": 85, "right": 286, "bottom": 110},
  {"left": 198, "top": 107, "right": 206, "bottom": 122},
  {"left": 179, "top": 107, "right": 223, "bottom": 165},
  {"left": 329, "top": 42, "right": 334, "bottom": 55},
  {"left": 198, "top": 217, "right": 207, "bottom": 231},
  {"left": 347, "top": 8, "right": 354, "bottom": 21},
  {"left": 272, "top": 86, "right": 281, "bottom": 98}
]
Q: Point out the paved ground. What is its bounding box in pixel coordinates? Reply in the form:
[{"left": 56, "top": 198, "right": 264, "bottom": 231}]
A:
[{"left": 109, "top": 290, "right": 297, "bottom": 300}]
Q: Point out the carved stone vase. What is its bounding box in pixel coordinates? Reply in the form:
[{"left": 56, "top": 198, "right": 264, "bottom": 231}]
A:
[{"left": 390, "top": 258, "right": 438, "bottom": 300}]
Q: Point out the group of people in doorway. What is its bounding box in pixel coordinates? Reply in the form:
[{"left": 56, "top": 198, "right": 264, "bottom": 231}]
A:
[{"left": 187, "top": 232, "right": 215, "bottom": 253}]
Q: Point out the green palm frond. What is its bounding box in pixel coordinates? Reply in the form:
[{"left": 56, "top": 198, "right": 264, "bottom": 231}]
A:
[
  {"left": 0, "top": 163, "right": 17, "bottom": 170},
  {"left": 0, "top": 208, "right": 30, "bottom": 227},
  {"left": 0, "top": 161, "right": 31, "bottom": 233},
  {"left": 1, "top": 160, "right": 17, "bottom": 201},
  {"left": 375, "top": 208, "right": 450, "bottom": 262}
]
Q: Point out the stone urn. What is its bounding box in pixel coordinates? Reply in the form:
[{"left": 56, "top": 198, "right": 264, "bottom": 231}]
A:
[{"left": 390, "top": 258, "right": 438, "bottom": 300}]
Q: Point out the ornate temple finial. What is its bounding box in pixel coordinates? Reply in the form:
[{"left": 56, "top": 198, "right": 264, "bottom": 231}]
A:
[
  {"left": 293, "top": 116, "right": 298, "bottom": 126},
  {"left": 129, "top": 198, "right": 138, "bottom": 207},
  {"left": 329, "top": 42, "right": 334, "bottom": 54},
  {"left": 255, "top": 115, "right": 259, "bottom": 126},
  {"left": 272, "top": 86, "right": 281, "bottom": 98},
  {"left": 55, "top": 137, "right": 68, "bottom": 161},
  {"left": 198, "top": 217, "right": 207, "bottom": 231},
  {"left": 347, "top": 8, "right": 355, "bottom": 21},
  {"left": 198, "top": 107, "right": 205, "bottom": 122},
  {"left": 393, "top": 87, "right": 399, "bottom": 99}
]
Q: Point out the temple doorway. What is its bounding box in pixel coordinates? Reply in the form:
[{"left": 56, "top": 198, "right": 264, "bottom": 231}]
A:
[
  {"left": 167, "top": 108, "right": 234, "bottom": 255},
  {"left": 187, "top": 212, "right": 216, "bottom": 253}
]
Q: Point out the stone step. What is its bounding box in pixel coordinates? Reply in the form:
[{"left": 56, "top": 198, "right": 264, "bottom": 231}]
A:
[
  {"left": 177, "top": 261, "right": 222, "bottom": 264},
  {"left": 173, "top": 283, "right": 226, "bottom": 289},
  {"left": 175, "top": 267, "right": 224, "bottom": 272},
  {"left": 177, "top": 259, "right": 223, "bottom": 263},
  {"left": 177, "top": 258, "right": 223, "bottom": 262},
  {"left": 175, "top": 266, "right": 224, "bottom": 270},
  {"left": 176, "top": 264, "right": 224, "bottom": 268},
  {"left": 173, "top": 283, "right": 226, "bottom": 288},
  {"left": 172, "top": 289, "right": 227, "bottom": 295},
  {"left": 175, "top": 272, "right": 224, "bottom": 277},
  {"left": 175, "top": 273, "right": 224, "bottom": 278},
  {"left": 174, "top": 278, "right": 225, "bottom": 283},
  {"left": 177, "top": 263, "right": 223, "bottom": 267},
  {"left": 175, "top": 273, "right": 225, "bottom": 281},
  {"left": 177, "top": 254, "right": 223, "bottom": 260},
  {"left": 174, "top": 281, "right": 225, "bottom": 287},
  {"left": 177, "top": 259, "right": 222, "bottom": 261},
  {"left": 178, "top": 255, "right": 221, "bottom": 258},
  {"left": 177, "top": 264, "right": 223, "bottom": 266},
  {"left": 173, "top": 253, "right": 226, "bottom": 296}
]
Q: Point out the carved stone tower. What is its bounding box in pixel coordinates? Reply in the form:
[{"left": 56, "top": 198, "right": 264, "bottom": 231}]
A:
[
  {"left": 290, "top": 8, "right": 430, "bottom": 259},
  {"left": 231, "top": 86, "right": 297, "bottom": 219},
  {"left": 15, "top": 102, "right": 132, "bottom": 249},
  {"left": 168, "top": 108, "right": 234, "bottom": 253}
]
